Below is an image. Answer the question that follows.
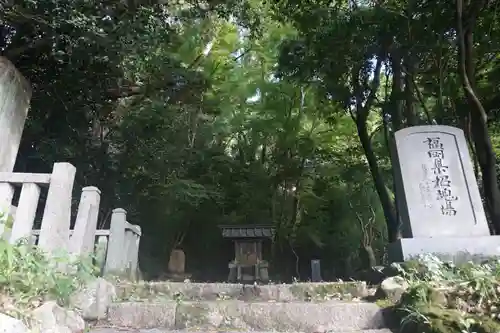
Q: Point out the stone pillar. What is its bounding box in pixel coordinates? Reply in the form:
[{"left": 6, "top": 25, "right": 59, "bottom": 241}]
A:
[
  {"left": 311, "top": 259, "right": 322, "bottom": 282},
  {"left": 104, "top": 208, "right": 127, "bottom": 273},
  {"left": 9, "top": 183, "right": 41, "bottom": 243},
  {"left": 127, "top": 225, "right": 141, "bottom": 280},
  {"left": 38, "top": 163, "right": 76, "bottom": 253},
  {"left": 95, "top": 235, "right": 108, "bottom": 275},
  {"left": 123, "top": 227, "right": 134, "bottom": 270},
  {"left": 0, "top": 183, "right": 14, "bottom": 238},
  {"left": 120, "top": 224, "right": 142, "bottom": 280},
  {"left": 0, "top": 57, "right": 32, "bottom": 172},
  {"left": 69, "top": 186, "right": 101, "bottom": 256}
]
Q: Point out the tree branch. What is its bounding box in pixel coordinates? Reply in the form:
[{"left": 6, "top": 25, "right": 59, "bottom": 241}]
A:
[
  {"left": 401, "top": 65, "right": 433, "bottom": 123},
  {"left": 107, "top": 85, "right": 143, "bottom": 99},
  {"left": 348, "top": 199, "right": 368, "bottom": 246},
  {"left": 355, "top": 53, "right": 384, "bottom": 123},
  {"left": 365, "top": 56, "right": 383, "bottom": 112},
  {"left": 465, "top": 0, "right": 488, "bottom": 30}
]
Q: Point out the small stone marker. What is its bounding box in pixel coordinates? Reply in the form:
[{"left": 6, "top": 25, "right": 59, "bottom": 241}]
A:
[
  {"left": 311, "top": 259, "right": 322, "bottom": 282},
  {"left": 168, "top": 248, "right": 186, "bottom": 274},
  {"left": 390, "top": 125, "right": 500, "bottom": 263}
]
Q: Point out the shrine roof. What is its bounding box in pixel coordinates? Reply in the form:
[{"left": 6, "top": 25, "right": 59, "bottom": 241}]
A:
[{"left": 218, "top": 224, "right": 275, "bottom": 239}]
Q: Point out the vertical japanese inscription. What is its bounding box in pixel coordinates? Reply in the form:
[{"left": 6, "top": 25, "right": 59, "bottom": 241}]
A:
[{"left": 423, "top": 137, "right": 459, "bottom": 216}]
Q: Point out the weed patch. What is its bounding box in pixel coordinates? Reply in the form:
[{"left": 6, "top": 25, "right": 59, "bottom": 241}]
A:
[
  {"left": 394, "top": 254, "right": 500, "bottom": 333},
  {"left": 0, "top": 236, "right": 99, "bottom": 319}
]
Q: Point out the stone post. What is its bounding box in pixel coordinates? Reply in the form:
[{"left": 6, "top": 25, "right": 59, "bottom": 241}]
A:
[
  {"left": 95, "top": 235, "right": 108, "bottom": 275},
  {"left": 0, "top": 57, "right": 32, "bottom": 173},
  {"left": 38, "top": 163, "right": 76, "bottom": 253},
  {"left": 311, "top": 259, "right": 322, "bottom": 282},
  {"left": 125, "top": 225, "right": 141, "bottom": 280},
  {"left": 9, "top": 183, "right": 41, "bottom": 243},
  {"left": 69, "top": 186, "right": 101, "bottom": 256},
  {"left": 131, "top": 228, "right": 141, "bottom": 279},
  {"left": 104, "top": 208, "right": 127, "bottom": 274},
  {"left": 0, "top": 182, "right": 14, "bottom": 238},
  {"left": 124, "top": 227, "right": 134, "bottom": 271}
]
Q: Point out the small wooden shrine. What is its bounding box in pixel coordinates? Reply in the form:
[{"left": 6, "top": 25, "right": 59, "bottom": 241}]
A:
[{"left": 219, "top": 224, "right": 275, "bottom": 283}]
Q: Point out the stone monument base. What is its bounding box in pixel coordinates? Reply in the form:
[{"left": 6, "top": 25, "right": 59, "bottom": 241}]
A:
[
  {"left": 164, "top": 272, "right": 192, "bottom": 282},
  {"left": 388, "top": 236, "right": 500, "bottom": 264}
]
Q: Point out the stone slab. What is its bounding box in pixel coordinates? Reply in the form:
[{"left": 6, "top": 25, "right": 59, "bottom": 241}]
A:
[
  {"left": 388, "top": 236, "right": 500, "bottom": 263},
  {"left": 106, "top": 301, "right": 387, "bottom": 331},
  {"left": 393, "top": 125, "right": 488, "bottom": 238},
  {"left": 115, "top": 281, "right": 368, "bottom": 302},
  {"left": 89, "top": 329, "right": 394, "bottom": 333},
  {"left": 107, "top": 302, "right": 177, "bottom": 328}
]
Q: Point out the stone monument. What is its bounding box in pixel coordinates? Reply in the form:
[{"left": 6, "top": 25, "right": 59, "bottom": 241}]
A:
[
  {"left": 311, "top": 259, "right": 322, "bottom": 282},
  {"left": 0, "top": 57, "right": 32, "bottom": 173},
  {"left": 0, "top": 57, "right": 31, "bottom": 225},
  {"left": 389, "top": 125, "right": 500, "bottom": 263},
  {"left": 166, "top": 248, "right": 191, "bottom": 281}
]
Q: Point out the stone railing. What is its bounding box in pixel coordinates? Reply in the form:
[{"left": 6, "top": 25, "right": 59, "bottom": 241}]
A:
[
  {"left": 30, "top": 209, "right": 141, "bottom": 278},
  {"left": 102, "top": 208, "right": 142, "bottom": 278},
  {"left": 0, "top": 163, "right": 141, "bottom": 278},
  {"left": 0, "top": 162, "right": 77, "bottom": 250}
]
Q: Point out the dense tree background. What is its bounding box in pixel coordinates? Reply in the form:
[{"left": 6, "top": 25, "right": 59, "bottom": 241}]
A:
[{"left": 1, "top": 0, "right": 500, "bottom": 281}]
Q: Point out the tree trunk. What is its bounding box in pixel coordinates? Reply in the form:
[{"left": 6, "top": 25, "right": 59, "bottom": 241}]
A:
[
  {"left": 389, "top": 53, "right": 404, "bottom": 130},
  {"left": 360, "top": 245, "right": 377, "bottom": 269},
  {"left": 456, "top": 0, "right": 500, "bottom": 233},
  {"left": 403, "top": 56, "right": 418, "bottom": 126},
  {"left": 350, "top": 53, "right": 399, "bottom": 242},
  {"left": 356, "top": 119, "right": 399, "bottom": 242},
  {"left": 402, "top": 0, "right": 418, "bottom": 126},
  {"left": 470, "top": 115, "right": 500, "bottom": 233}
]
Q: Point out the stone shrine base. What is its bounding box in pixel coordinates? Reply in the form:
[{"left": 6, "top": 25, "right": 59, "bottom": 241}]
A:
[{"left": 388, "top": 236, "right": 500, "bottom": 263}]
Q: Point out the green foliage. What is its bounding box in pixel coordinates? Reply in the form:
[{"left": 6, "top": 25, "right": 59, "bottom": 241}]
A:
[
  {"left": 10, "top": 0, "right": 500, "bottom": 280},
  {"left": 394, "top": 255, "right": 500, "bottom": 333},
  {"left": 0, "top": 237, "right": 98, "bottom": 319},
  {"left": 0, "top": 0, "right": 393, "bottom": 280},
  {"left": 271, "top": 0, "right": 500, "bottom": 237}
]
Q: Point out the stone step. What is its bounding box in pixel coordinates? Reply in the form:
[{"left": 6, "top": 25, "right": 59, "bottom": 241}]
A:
[
  {"left": 115, "top": 281, "right": 369, "bottom": 302},
  {"left": 90, "top": 329, "right": 395, "bottom": 333},
  {"left": 106, "top": 300, "right": 389, "bottom": 331}
]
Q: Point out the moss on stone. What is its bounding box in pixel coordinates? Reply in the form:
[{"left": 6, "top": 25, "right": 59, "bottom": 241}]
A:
[
  {"left": 289, "top": 282, "right": 364, "bottom": 300},
  {"left": 116, "top": 281, "right": 181, "bottom": 301},
  {"left": 175, "top": 302, "right": 211, "bottom": 328},
  {"left": 375, "top": 298, "right": 394, "bottom": 308},
  {"left": 399, "top": 284, "right": 447, "bottom": 309},
  {"left": 399, "top": 305, "right": 500, "bottom": 333},
  {"left": 396, "top": 283, "right": 500, "bottom": 333},
  {"left": 117, "top": 281, "right": 368, "bottom": 302}
]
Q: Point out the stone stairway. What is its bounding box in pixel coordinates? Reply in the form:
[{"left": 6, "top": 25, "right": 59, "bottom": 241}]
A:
[{"left": 89, "top": 281, "right": 397, "bottom": 333}]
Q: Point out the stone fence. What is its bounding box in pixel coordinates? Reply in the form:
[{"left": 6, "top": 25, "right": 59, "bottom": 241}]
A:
[{"left": 0, "top": 162, "right": 141, "bottom": 278}]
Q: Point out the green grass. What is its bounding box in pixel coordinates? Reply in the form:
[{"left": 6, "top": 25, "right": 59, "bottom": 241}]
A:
[
  {"left": 393, "top": 254, "right": 500, "bottom": 333},
  {"left": 0, "top": 236, "right": 99, "bottom": 319}
]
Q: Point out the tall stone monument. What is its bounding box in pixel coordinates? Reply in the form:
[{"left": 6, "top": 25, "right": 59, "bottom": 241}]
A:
[
  {"left": 0, "top": 57, "right": 32, "bottom": 173},
  {"left": 389, "top": 125, "right": 500, "bottom": 263}
]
